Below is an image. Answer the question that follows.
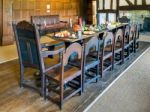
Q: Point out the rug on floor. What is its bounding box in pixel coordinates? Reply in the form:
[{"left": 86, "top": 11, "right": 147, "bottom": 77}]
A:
[{"left": 85, "top": 47, "right": 150, "bottom": 112}]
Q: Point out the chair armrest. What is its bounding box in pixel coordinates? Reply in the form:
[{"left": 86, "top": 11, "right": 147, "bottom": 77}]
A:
[
  {"left": 41, "top": 47, "right": 64, "bottom": 58},
  {"left": 45, "top": 63, "right": 61, "bottom": 72},
  {"left": 41, "top": 41, "right": 64, "bottom": 49}
]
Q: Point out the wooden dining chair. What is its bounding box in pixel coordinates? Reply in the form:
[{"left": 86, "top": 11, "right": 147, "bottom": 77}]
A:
[
  {"left": 44, "top": 43, "right": 83, "bottom": 109},
  {"left": 82, "top": 37, "right": 100, "bottom": 91},
  {"left": 123, "top": 25, "right": 130, "bottom": 61},
  {"left": 129, "top": 24, "right": 136, "bottom": 53},
  {"left": 134, "top": 24, "right": 140, "bottom": 53},
  {"left": 12, "top": 21, "right": 64, "bottom": 97},
  {"left": 100, "top": 32, "right": 114, "bottom": 77},
  {"left": 114, "top": 29, "right": 124, "bottom": 65}
]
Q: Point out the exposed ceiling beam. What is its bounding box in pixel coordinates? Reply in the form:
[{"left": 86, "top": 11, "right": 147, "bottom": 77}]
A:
[
  {"left": 98, "top": 9, "right": 117, "bottom": 13},
  {"left": 119, "top": 5, "right": 150, "bottom": 10}
]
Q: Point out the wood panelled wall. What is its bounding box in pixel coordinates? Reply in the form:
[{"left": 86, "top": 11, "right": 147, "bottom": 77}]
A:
[
  {"left": 1, "top": 0, "right": 81, "bottom": 45},
  {"left": 13, "top": 0, "right": 80, "bottom": 21}
]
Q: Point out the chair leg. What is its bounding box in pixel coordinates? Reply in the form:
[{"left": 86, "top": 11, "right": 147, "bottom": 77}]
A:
[
  {"left": 127, "top": 47, "right": 130, "bottom": 58},
  {"left": 134, "top": 42, "right": 136, "bottom": 53},
  {"left": 132, "top": 43, "right": 134, "bottom": 53},
  {"left": 112, "top": 51, "right": 115, "bottom": 69},
  {"left": 137, "top": 42, "right": 139, "bottom": 48},
  {"left": 82, "top": 69, "right": 85, "bottom": 92},
  {"left": 121, "top": 50, "right": 124, "bottom": 64},
  {"left": 20, "top": 65, "right": 24, "bottom": 88},
  {"left": 44, "top": 76, "right": 47, "bottom": 100},
  {"left": 134, "top": 42, "right": 139, "bottom": 53},
  {"left": 100, "top": 60, "right": 103, "bottom": 78},
  {"left": 41, "top": 73, "right": 45, "bottom": 97},
  {"left": 96, "top": 64, "right": 99, "bottom": 82},
  {"left": 60, "top": 82, "right": 64, "bottom": 110},
  {"left": 111, "top": 56, "right": 114, "bottom": 70},
  {"left": 122, "top": 48, "right": 125, "bottom": 63},
  {"left": 79, "top": 74, "right": 82, "bottom": 95}
]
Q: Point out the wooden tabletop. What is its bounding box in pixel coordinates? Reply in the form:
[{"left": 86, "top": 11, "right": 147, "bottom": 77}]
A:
[
  {"left": 40, "top": 36, "right": 64, "bottom": 47},
  {"left": 40, "top": 23, "right": 128, "bottom": 44},
  {"left": 46, "top": 32, "right": 101, "bottom": 43}
]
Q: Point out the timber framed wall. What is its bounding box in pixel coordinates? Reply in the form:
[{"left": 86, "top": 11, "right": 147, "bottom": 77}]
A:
[
  {"left": 97, "top": 0, "right": 150, "bottom": 23},
  {"left": 119, "top": 0, "right": 150, "bottom": 10},
  {"left": 96, "top": 0, "right": 118, "bottom": 24}
]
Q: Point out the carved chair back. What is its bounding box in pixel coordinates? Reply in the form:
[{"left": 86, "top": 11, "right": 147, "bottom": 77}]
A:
[
  {"left": 135, "top": 24, "right": 140, "bottom": 39},
  {"left": 84, "top": 37, "right": 99, "bottom": 56},
  {"left": 115, "top": 29, "right": 124, "bottom": 48},
  {"left": 104, "top": 32, "right": 114, "bottom": 48},
  {"left": 63, "top": 43, "right": 82, "bottom": 67},
  {"left": 124, "top": 25, "right": 130, "bottom": 43},
  {"left": 101, "top": 32, "right": 114, "bottom": 58},
  {"left": 13, "top": 21, "right": 42, "bottom": 69},
  {"left": 130, "top": 24, "right": 136, "bottom": 41}
]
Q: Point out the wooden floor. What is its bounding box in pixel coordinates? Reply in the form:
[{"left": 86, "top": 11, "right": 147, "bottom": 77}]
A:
[
  {"left": 0, "top": 42, "right": 150, "bottom": 112},
  {"left": 0, "top": 44, "right": 17, "bottom": 64}
]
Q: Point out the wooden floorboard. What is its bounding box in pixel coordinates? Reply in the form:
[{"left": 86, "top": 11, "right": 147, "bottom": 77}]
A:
[{"left": 0, "top": 42, "right": 149, "bottom": 112}]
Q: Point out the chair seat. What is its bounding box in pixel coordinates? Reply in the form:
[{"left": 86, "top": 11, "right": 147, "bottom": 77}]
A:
[
  {"left": 46, "top": 65, "right": 81, "bottom": 83},
  {"left": 104, "top": 45, "right": 112, "bottom": 51},
  {"left": 70, "top": 56, "right": 99, "bottom": 70},
  {"left": 44, "top": 56, "right": 60, "bottom": 68},
  {"left": 124, "top": 38, "right": 134, "bottom": 44},
  {"left": 115, "top": 42, "right": 121, "bottom": 47},
  {"left": 90, "top": 51, "right": 112, "bottom": 60},
  {"left": 115, "top": 47, "right": 122, "bottom": 53},
  {"left": 103, "top": 51, "right": 113, "bottom": 60},
  {"left": 85, "top": 57, "right": 99, "bottom": 70}
]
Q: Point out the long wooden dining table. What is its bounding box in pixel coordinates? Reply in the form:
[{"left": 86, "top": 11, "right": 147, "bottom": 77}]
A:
[{"left": 40, "top": 23, "right": 128, "bottom": 46}]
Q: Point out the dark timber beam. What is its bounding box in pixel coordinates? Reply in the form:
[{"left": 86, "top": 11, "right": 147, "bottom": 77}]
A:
[
  {"left": 134, "top": 0, "right": 137, "bottom": 5},
  {"left": 119, "top": 5, "right": 150, "bottom": 10},
  {"left": 97, "top": 10, "right": 117, "bottom": 13},
  {"left": 80, "top": 0, "right": 88, "bottom": 21},
  {"left": 125, "top": 0, "right": 134, "bottom": 6},
  {"left": 110, "top": 0, "right": 113, "bottom": 9},
  {"left": 103, "top": 0, "right": 105, "bottom": 9},
  {"left": 142, "top": 0, "right": 146, "bottom": 5},
  {"left": 116, "top": 0, "right": 119, "bottom": 21}
]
